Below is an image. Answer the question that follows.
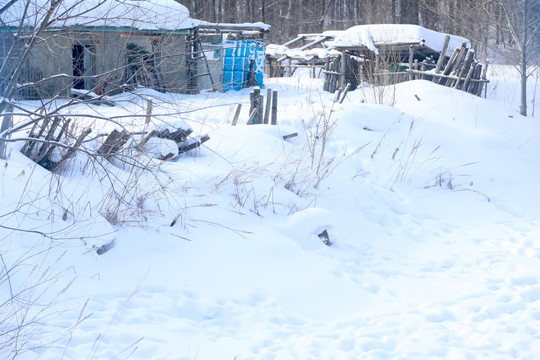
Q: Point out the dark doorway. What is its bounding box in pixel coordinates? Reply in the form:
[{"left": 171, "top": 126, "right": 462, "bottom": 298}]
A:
[
  {"left": 72, "top": 44, "right": 85, "bottom": 89},
  {"left": 72, "top": 44, "right": 94, "bottom": 90}
]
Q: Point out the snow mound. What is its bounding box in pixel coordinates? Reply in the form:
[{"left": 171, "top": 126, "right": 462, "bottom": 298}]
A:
[
  {"left": 142, "top": 137, "right": 179, "bottom": 159},
  {"left": 278, "top": 208, "right": 337, "bottom": 249}
]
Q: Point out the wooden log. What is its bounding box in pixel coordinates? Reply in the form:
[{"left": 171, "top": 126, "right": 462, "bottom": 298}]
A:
[
  {"left": 97, "top": 129, "right": 130, "bottom": 158},
  {"left": 137, "top": 129, "right": 158, "bottom": 149},
  {"left": 22, "top": 118, "right": 49, "bottom": 157},
  {"left": 19, "top": 118, "right": 41, "bottom": 156},
  {"left": 462, "top": 61, "right": 476, "bottom": 93},
  {"left": 433, "top": 35, "right": 451, "bottom": 77},
  {"left": 438, "top": 47, "right": 461, "bottom": 85},
  {"left": 334, "top": 87, "right": 343, "bottom": 102},
  {"left": 447, "top": 44, "right": 469, "bottom": 87},
  {"left": 51, "top": 127, "right": 92, "bottom": 171},
  {"left": 231, "top": 103, "right": 242, "bottom": 126},
  {"left": 271, "top": 90, "right": 278, "bottom": 125},
  {"left": 408, "top": 69, "right": 487, "bottom": 83},
  {"left": 177, "top": 134, "right": 210, "bottom": 154},
  {"left": 283, "top": 35, "right": 304, "bottom": 47},
  {"left": 38, "top": 118, "right": 72, "bottom": 167},
  {"left": 339, "top": 83, "right": 351, "bottom": 104},
  {"left": 454, "top": 51, "right": 475, "bottom": 89},
  {"left": 33, "top": 116, "right": 62, "bottom": 162},
  {"left": 165, "top": 128, "right": 192, "bottom": 143},
  {"left": 283, "top": 132, "right": 298, "bottom": 140},
  {"left": 299, "top": 36, "right": 327, "bottom": 51}
]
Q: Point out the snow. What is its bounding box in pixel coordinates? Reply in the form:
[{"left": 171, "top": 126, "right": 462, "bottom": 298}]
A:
[
  {"left": 3, "top": 0, "right": 197, "bottom": 30},
  {"left": 199, "top": 21, "right": 271, "bottom": 32},
  {"left": 2, "top": 64, "right": 540, "bottom": 359},
  {"left": 328, "top": 24, "right": 470, "bottom": 56}
]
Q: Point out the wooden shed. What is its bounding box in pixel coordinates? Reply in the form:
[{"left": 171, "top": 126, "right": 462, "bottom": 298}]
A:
[
  {"left": 0, "top": 1, "right": 269, "bottom": 99},
  {"left": 266, "top": 24, "right": 488, "bottom": 96}
]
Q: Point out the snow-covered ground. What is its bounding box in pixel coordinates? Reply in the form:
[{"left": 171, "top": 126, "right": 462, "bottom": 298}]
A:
[{"left": 2, "top": 66, "right": 540, "bottom": 360}]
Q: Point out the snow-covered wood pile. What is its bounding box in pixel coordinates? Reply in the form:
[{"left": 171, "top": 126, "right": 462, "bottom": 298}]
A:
[{"left": 267, "top": 24, "right": 487, "bottom": 97}]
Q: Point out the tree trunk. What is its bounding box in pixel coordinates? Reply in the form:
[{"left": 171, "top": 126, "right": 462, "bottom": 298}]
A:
[
  {"left": 520, "top": 0, "right": 528, "bottom": 116},
  {"left": 400, "top": 0, "right": 419, "bottom": 24}
]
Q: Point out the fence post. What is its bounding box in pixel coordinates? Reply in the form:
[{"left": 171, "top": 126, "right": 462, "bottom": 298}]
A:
[
  {"left": 263, "top": 88, "right": 272, "bottom": 124},
  {"left": 0, "top": 104, "right": 13, "bottom": 159},
  {"left": 271, "top": 90, "right": 278, "bottom": 125}
]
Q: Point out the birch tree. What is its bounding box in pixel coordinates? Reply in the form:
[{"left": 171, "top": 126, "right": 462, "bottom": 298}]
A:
[{"left": 495, "top": 0, "right": 540, "bottom": 116}]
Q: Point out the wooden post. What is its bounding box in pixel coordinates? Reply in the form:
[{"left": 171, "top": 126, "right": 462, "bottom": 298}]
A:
[
  {"left": 249, "top": 89, "right": 255, "bottom": 118},
  {"left": 0, "top": 104, "right": 13, "bottom": 159},
  {"left": 257, "top": 91, "right": 263, "bottom": 124},
  {"left": 433, "top": 35, "right": 450, "bottom": 77},
  {"left": 271, "top": 90, "right": 277, "bottom": 125},
  {"left": 470, "top": 63, "right": 482, "bottom": 95},
  {"left": 232, "top": 103, "right": 242, "bottom": 126},
  {"left": 335, "top": 87, "right": 343, "bottom": 102},
  {"left": 454, "top": 52, "right": 474, "bottom": 89},
  {"left": 247, "top": 108, "right": 257, "bottom": 125},
  {"left": 323, "top": 58, "right": 329, "bottom": 92},
  {"left": 438, "top": 47, "right": 460, "bottom": 85},
  {"left": 145, "top": 98, "right": 153, "bottom": 126},
  {"left": 263, "top": 88, "right": 272, "bottom": 124},
  {"left": 288, "top": 58, "right": 292, "bottom": 76},
  {"left": 462, "top": 61, "right": 476, "bottom": 93},
  {"left": 253, "top": 87, "right": 261, "bottom": 124},
  {"left": 477, "top": 61, "right": 489, "bottom": 97},
  {"left": 447, "top": 44, "right": 468, "bottom": 87},
  {"left": 139, "top": 98, "right": 153, "bottom": 150},
  {"left": 339, "top": 83, "right": 351, "bottom": 104},
  {"left": 340, "top": 50, "right": 347, "bottom": 90},
  {"left": 408, "top": 47, "right": 414, "bottom": 81}
]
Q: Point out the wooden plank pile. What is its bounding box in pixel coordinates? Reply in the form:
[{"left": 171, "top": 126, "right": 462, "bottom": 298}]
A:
[
  {"left": 407, "top": 37, "right": 488, "bottom": 96},
  {"left": 266, "top": 34, "right": 335, "bottom": 78},
  {"left": 322, "top": 35, "right": 488, "bottom": 97},
  {"left": 21, "top": 117, "right": 209, "bottom": 170},
  {"left": 232, "top": 87, "right": 277, "bottom": 126},
  {"left": 21, "top": 116, "right": 92, "bottom": 171},
  {"left": 323, "top": 55, "right": 343, "bottom": 93}
]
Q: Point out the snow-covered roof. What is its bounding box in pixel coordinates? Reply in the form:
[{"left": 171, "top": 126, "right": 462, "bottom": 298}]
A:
[
  {"left": 327, "top": 24, "right": 470, "bottom": 56},
  {"left": 2, "top": 0, "right": 198, "bottom": 31},
  {"left": 198, "top": 21, "right": 271, "bottom": 32}
]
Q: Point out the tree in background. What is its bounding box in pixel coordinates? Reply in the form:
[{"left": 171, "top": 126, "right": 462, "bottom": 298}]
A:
[{"left": 494, "top": 0, "right": 540, "bottom": 116}]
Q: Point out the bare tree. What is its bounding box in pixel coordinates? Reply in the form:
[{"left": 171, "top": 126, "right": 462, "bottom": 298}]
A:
[
  {"left": 0, "top": 2, "right": 207, "bottom": 356},
  {"left": 495, "top": 0, "right": 540, "bottom": 116}
]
